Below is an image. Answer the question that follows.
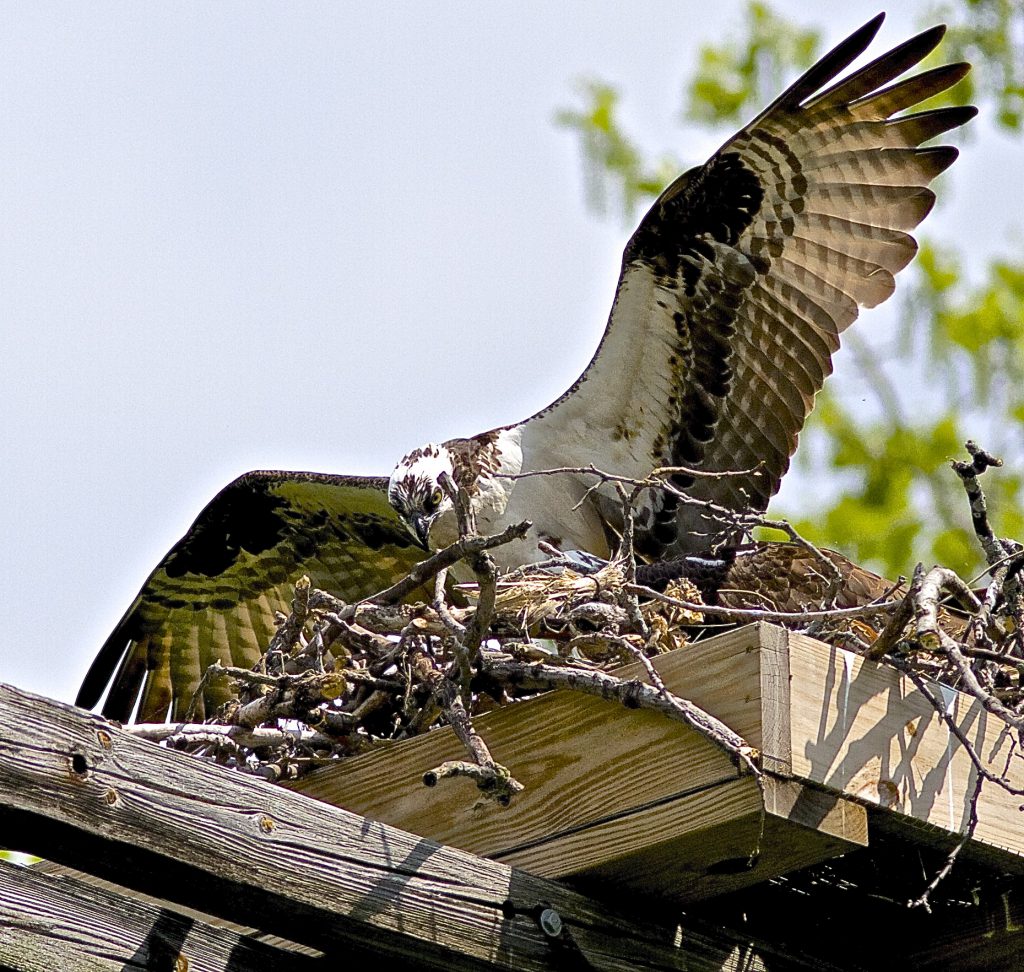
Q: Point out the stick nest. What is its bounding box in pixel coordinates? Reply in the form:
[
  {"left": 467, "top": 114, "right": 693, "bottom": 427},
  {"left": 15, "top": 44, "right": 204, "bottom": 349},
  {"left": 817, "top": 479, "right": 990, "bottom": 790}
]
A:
[{"left": 128, "top": 441, "right": 1024, "bottom": 830}]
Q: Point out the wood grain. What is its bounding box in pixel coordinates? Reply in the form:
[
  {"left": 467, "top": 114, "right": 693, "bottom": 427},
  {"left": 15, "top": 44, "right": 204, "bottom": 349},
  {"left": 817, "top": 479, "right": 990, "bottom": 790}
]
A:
[
  {"left": 0, "top": 680, "right": 752, "bottom": 972},
  {"left": 295, "top": 621, "right": 1024, "bottom": 898},
  {"left": 503, "top": 774, "right": 865, "bottom": 902},
  {"left": 786, "top": 633, "right": 1024, "bottom": 860},
  {"left": 756, "top": 623, "right": 792, "bottom": 774},
  {"left": 294, "top": 671, "right": 742, "bottom": 858},
  {"left": 294, "top": 625, "right": 771, "bottom": 844},
  {"left": 293, "top": 624, "right": 866, "bottom": 902},
  {"left": 0, "top": 858, "right": 318, "bottom": 972}
]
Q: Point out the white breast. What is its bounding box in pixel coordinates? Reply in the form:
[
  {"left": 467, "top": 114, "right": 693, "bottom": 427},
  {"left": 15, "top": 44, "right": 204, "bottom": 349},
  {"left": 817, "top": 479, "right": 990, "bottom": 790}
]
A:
[{"left": 489, "top": 425, "right": 613, "bottom": 569}]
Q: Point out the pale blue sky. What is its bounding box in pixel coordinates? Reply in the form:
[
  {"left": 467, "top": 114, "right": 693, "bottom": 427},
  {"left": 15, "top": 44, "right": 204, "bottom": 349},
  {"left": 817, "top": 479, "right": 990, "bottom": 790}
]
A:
[{"left": 3, "top": 3, "right": 1019, "bottom": 706}]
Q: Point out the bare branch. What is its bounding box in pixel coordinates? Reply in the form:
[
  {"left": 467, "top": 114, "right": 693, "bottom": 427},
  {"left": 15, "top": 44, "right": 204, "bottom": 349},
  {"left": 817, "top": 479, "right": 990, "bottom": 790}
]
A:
[
  {"left": 127, "top": 722, "right": 339, "bottom": 751},
  {"left": 936, "top": 630, "right": 1024, "bottom": 733},
  {"left": 262, "top": 573, "right": 311, "bottom": 664},
  {"left": 628, "top": 582, "right": 898, "bottom": 623},
  {"left": 890, "top": 656, "right": 1024, "bottom": 796},
  {"left": 507, "top": 461, "right": 762, "bottom": 484},
  {"left": 351, "top": 520, "right": 531, "bottom": 612},
  {"left": 865, "top": 564, "right": 924, "bottom": 660},
  {"left": 914, "top": 567, "right": 982, "bottom": 649},
  {"left": 424, "top": 676, "right": 524, "bottom": 804},
  {"left": 952, "top": 440, "right": 1005, "bottom": 565},
  {"left": 908, "top": 771, "right": 983, "bottom": 912}
]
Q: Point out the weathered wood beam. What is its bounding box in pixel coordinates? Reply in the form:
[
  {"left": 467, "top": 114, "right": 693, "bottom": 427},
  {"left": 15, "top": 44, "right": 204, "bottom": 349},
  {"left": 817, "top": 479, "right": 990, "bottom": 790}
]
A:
[
  {"left": 0, "top": 681, "right": 817, "bottom": 972},
  {"left": 0, "top": 858, "right": 321, "bottom": 972}
]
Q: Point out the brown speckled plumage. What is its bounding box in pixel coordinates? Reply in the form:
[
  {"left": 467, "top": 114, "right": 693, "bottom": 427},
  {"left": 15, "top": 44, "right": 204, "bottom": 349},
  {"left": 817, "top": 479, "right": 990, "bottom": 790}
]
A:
[
  {"left": 522, "top": 17, "right": 973, "bottom": 558},
  {"left": 636, "top": 543, "right": 894, "bottom": 613},
  {"left": 448, "top": 431, "right": 505, "bottom": 493}
]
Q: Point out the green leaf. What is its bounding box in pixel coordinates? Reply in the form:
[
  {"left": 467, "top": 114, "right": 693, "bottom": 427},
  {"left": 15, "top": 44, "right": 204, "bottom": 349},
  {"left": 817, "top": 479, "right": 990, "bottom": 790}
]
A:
[{"left": 555, "top": 80, "right": 674, "bottom": 220}]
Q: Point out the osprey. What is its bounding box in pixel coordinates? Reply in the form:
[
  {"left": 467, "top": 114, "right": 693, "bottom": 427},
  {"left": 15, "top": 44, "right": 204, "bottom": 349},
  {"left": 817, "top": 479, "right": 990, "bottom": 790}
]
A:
[{"left": 78, "top": 15, "right": 975, "bottom": 722}]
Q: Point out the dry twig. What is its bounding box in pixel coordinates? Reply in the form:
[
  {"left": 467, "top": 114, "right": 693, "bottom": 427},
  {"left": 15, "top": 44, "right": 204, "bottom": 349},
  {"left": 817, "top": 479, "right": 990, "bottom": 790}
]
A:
[{"left": 146, "top": 433, "right": 1024, "bottom": 923}]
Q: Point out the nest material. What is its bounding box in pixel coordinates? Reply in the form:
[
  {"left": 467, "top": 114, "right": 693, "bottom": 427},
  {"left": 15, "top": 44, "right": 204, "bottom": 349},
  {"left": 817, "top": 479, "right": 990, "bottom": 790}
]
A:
[{"left": 459, "top": 562, "right": 628, "bottom": 625}]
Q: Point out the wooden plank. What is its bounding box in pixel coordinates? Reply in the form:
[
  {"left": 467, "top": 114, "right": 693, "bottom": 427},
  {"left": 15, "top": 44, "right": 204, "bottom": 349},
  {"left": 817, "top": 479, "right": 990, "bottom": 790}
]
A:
[
  {"left": 0, "top": 858, "right": 319, "bottom": 972},
  {"left": 762, "top": 775, "right": 866, "bottom": 841},
  {"left": 292, "top": 625, "right": 771, "bottom": 839},
  {"left": 502, "top": 775, "right": 865, "bottom": 902},
  {"left": 293, "top": 670, "right": 742, "bottom": 858},
  {"left": 0, "top": 680, "right": 821, "bottom": 972},
  {"left": 292, "top": 624, "right": 863, "bottom": 901},
  {"left": 785, "top": 633, "right": 1024, "bottom": 861},
  {"left": 621, "top": 625, "right": 769, "bottom": 746}
]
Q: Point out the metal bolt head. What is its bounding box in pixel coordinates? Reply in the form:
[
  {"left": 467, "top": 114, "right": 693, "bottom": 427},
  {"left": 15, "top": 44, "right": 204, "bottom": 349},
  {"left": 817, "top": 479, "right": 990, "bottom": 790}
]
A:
[{"left": 539, "top": 908, "right": 563, "bottom": 938}]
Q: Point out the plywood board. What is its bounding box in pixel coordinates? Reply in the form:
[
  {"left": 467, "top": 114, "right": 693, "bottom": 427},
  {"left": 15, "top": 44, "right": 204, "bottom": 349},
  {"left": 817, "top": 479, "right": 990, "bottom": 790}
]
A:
[
  {"left": 504, "top": 775, "right": 866, "bottom": 901},
  {"left": 295, "top": 669, "right": 744, "bottom": 858},
  {"left": 785, "top": 632, "right": 1024, "bottom": 861}
]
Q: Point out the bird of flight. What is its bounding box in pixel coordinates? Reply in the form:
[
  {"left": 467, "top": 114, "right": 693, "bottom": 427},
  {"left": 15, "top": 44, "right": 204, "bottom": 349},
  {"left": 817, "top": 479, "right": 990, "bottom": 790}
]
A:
[{"left": 78, "top": 14, "right": 975, "bottom": 722}]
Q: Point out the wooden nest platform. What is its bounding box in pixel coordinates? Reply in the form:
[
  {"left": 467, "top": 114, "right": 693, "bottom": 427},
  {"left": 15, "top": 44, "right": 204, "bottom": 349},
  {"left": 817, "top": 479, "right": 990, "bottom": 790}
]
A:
[
  {"left": 2, "top": 622, "right": 1024, "bottom": 969},
  {"left": 287, "top": 621, "right": 1024, "bottom": 969}
]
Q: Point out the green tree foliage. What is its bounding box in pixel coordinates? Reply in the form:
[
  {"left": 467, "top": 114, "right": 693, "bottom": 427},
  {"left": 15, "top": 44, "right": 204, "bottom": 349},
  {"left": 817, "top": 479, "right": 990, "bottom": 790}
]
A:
[
  {"left": 557, "top": 1, "right": 1024, "bottom": 579},
  {"left": 684, "top": 3, "right": 820, "bottom": 126},
  {"left": 936, "top": 0, "right": 1024, "bottom": 129}
]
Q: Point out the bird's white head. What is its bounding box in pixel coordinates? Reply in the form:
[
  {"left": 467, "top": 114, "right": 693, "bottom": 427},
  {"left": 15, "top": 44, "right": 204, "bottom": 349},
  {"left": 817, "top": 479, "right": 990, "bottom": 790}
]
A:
[{"left": 387, "top": 442, "right": 457, "bottom": 550}]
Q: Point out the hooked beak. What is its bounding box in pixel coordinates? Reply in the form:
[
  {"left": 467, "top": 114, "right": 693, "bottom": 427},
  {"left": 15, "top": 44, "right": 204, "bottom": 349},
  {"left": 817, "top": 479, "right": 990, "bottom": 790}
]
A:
[{"left": 411, "top": 513, "right": 431, "bottom": 550}]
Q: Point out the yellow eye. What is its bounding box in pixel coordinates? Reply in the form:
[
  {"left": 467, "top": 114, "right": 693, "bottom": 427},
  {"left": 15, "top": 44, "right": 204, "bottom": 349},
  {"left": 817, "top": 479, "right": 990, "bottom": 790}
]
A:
[{"left": 423, "top": 488, "right": 443, "bottom": 515}]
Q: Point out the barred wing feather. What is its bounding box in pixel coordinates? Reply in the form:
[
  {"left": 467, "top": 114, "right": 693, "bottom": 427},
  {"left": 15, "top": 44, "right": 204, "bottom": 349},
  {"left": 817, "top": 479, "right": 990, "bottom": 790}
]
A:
[
  {"left": 76, "top": 472, "right": 426, "bottom": 722},
  {"left": 521, "top": 15, "right": 974, "bottom": 555}
]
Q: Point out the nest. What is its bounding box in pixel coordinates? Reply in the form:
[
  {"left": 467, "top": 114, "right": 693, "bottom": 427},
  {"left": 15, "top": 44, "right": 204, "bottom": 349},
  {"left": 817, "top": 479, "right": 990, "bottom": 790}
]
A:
[{"left": 129, "top": 442, "right": 1024, "bottom": 828}]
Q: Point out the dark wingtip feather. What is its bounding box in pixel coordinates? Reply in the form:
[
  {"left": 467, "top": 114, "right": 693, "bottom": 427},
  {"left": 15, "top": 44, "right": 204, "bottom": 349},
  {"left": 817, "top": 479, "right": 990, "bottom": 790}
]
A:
[
  {"left": 921, "top": 144, "right": 961, "bottom": 176},
  {"left": 886, "top": 105, "right": 979, "bottom": 146},
  {"left": 780, "top": 13, "right": 886, "bottom": 107},
  {"left": 933, "top": 61, "right": 972, "bottom": 90},
  {"left": 739, "top": 14, "right": 886, "bottom": 133},
  {"left": 101, "top": 643, "right": 147, "bottom": 722},
  {"left": 808, "top": 23, "right": 952, "bottom": 111},
  {"left": 75, "top": 626, "right": 131, "bottom": 710}
]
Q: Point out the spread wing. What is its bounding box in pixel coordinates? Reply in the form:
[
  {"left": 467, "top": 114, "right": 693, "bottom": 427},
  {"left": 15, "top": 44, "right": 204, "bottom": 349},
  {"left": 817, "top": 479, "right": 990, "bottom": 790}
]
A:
[
  {"left": 520, "top": 15, "right": 975, "bottom": 555},
  {"left": 76, "top": 471, "right": 427, "bottom": 723}
]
